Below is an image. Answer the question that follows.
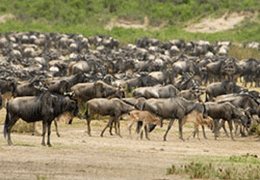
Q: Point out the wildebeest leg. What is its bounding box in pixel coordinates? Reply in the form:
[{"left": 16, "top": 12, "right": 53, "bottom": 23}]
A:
[
  {"left": 86, "top": 118, "right": 91, "bottom": 136},
  {"left": 144, "top": 125, "right": 150, "bottom": 140},
  {"left": 221, "top": 120, "right": 229, "bottom": 137},
  {"left": 202, "top": 125, "right": 207, "bottom": 139},
  {"left": 109, "top": 119, "right": 116, "bottom": 136},
  {"left": 234, "top": 121, "right": 239, "bottom": 135},
  {"left": 179, "top": 119, "right": 184, "bottom": 141},
  {"left": 42, "top": 121, "right": 47, "bottom": 146},
  {"left": 47, "top": 122, "right": 52, "bottom": 147},
  {"left": 187, "top": 131, "right": 194, "bottom": 140},
  {"left": 195, "top": 126, "right": 200, "bottom": 140},
  {"left": 128, "top": 121, "right": 135, "bottom": 136},
  {"left": 163, "top": 119, "right": 175, "bottom": 141},
  {"left": 139, "top": 125, "right": 144, "bottom": 140},
  {"left": 214, "top": 119, "right": 219, "bottom": 140},
  {"left": 100, "top": 116, "right": 114, "bottom": 137},
  {"left": 116, "top": 118, "right": 122, "bottom": 137},
  {"left": 54, "top": 119, "right": 60, "bottom": 137},
  {"left": 240, "top": 125, "right": 247, "bottom": 137},
  {"left": 228, "top": 120, "right": 234, "bottom": 141},
  {"left": 140, "top": 123, "right": 149, "bottom": 140},
  {"left": 6, "top": 118, "right": 19, "bottom": 146}
]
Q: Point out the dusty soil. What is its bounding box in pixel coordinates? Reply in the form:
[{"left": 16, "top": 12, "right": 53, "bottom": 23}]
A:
[
  {"left": 0, "top": 14, "right": 15, "bottom": 23},
  {"left": 0, "top": 107, "right": 260, "bottom": 180},
  {"left": 105, "top": 11, "right": 257, "bottom": 33},
  {"left": 185, "top": 11, "right": 257, "bottom": 33}
]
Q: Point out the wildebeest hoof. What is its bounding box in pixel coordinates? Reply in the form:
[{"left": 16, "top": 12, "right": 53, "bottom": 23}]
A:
[
  {"left": 8, "top": 142, "right": 13, "bottom": 146},
  {"left": 48, "top": 144, "right": 52, "bottom": 147},
  {"left": 85, "top": 131, "right": 91, "bottom": 136}
]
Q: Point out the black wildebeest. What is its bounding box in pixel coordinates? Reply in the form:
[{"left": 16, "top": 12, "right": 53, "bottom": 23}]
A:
[
  {"left": 71, "top": 80, "right": 125, "bottom": 120},
  {"left": 205, "top": 80, "right": 246, "bottom": 101},
  {"left": 214, "top": 93, "right": 259, "bottom": 118},
  {"left": 3, "top": 91, "right": 79, "bottom": 146},
  {"left": 205, "top": 101, "right": 251, "bottom": 140},
  {"left": 84, "top": 98, "right": 135, "bottom": 137},
  {"left": 134, "top": 97, "right": 207, "bottom": 141},
  {"left": 132, "top": 84, "right": 179, "bottom": 99}
]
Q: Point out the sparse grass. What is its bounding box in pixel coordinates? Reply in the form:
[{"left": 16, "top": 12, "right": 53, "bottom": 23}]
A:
[
  {"left": 36, "top": 174, "right": 48, "bottom": 180},
  {"left": 249, "top": 121, "right": 260, "bottom": 136},
  {"left": 167, "top": 155, "right": 260, "bottom": 179},
  {"left": 229, "top": 45, "right": 260, "bottom": 60},
  {"left": 14, "top": 141, "right": 37, "bottom": 147}
]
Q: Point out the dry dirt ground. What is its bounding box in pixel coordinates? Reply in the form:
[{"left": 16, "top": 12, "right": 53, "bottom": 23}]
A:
[
  {"left": 0, "top": 108, "right": 260, "bottom": 180},
  {"left": 105, "top": 11, "right": 257, "bottom": 33},
  {"left": 185, "top": 11, "right": 258, "bottom": 33}
]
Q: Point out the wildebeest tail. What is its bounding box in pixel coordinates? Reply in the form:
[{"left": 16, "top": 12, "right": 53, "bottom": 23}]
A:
[
  {"left": 3, "top": 102, "right": 9, "bottom": 139},
  {"left": 136, "top": 121, "right": 142, "bottom": 133},
  {"left": 148, "top": 124, "right": 156, "bottom": 132}
]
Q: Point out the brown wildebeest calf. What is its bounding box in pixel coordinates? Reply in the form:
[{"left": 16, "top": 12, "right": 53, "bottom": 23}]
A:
[
  {"left": 124, "top": 110, "right": 161, "bottom": 140},
  {"left": 182, "top": 111, "right": 214, "bottom": 140}
]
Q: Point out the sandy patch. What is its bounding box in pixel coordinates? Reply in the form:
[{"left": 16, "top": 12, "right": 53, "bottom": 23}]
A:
[
  {"left": 185, "top": 11, "right": 257, "bottom": 33},
  {"left": 0, "top": 14, "right": 16, "bottom": 23},
  {"left": 105, "top": 16, "right": 149, "bottom": 30}
]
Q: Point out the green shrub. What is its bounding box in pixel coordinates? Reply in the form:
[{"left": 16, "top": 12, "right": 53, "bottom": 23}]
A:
[{"left": 168, "top": 158, "right": 260, "bottom": 180}]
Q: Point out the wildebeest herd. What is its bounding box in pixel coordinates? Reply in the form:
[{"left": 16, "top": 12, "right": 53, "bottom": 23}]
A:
[{"left": 0, "top": 32, "right": 259, "bottom": 146}]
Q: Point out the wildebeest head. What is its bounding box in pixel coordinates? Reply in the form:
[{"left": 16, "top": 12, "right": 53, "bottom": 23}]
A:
[
  {"left": 134, "top": 97, "right": 146, "bottom": 110},
  {"left": 238, "top": 108, "right": 252, "bottom": 129},
  {"left": 58, "top": 94, "right": 79, "bottom": 117},
  {"left": 33, "top": 80, "right": 49, "bottom": 92},
  {"left": 94, "top": 80, "right": 125, "bottom": 98}
]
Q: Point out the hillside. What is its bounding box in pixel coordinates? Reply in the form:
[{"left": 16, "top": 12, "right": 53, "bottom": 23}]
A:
[{"left": 1, "top": 0, "right": 260, "bottom": 44}]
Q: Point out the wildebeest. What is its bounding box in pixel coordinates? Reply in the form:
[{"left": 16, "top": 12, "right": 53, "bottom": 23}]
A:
[
  {"left": 0, "top": 78, "right": 17, "bottom": 95},
  {"left": 67, "top": 60, "right": 97, "bottom": 75},
  {"left": 3, "top": 91, "right": 79, "bottom": 146},
  {"left": 84, "top": 98, "right": 135, "bottom": 137},
  {"left": 205, "top": 101, "right": 251, "bottom": 140},
  {"left": 182, "top": 111, "right": 213, "bottom": 140},
  {"left": 47, "top": 79, "right": 70, "bottom": 94},
  {"left": 0, "top": 78, "right": 17, "bottom": 106},
  {"left": 205, "top": 80, "right": 246, "bottom": 101},
  {"left": 132, "top": 84, "right": 179, "bottom": 99},
  {"left": 134, "top": 97, "right": 207, "bottom": 141},
  {"left": 214, "top": 93, "right": 259, "bottom": 118},
  {"left": 177, "top": 88, "right": 204, "bottom": 100},
  {"left": 71, "top": 80, "right": 125, "bottom": 116},
  {"left": 125, "top": 73, "right": 159, "bottom": 92},
  {"left": 124, "top": 110, "right": 161, "bottom": 140},
  {"left": 14, "top": 78, "right": 47, "bottom": 97}
]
